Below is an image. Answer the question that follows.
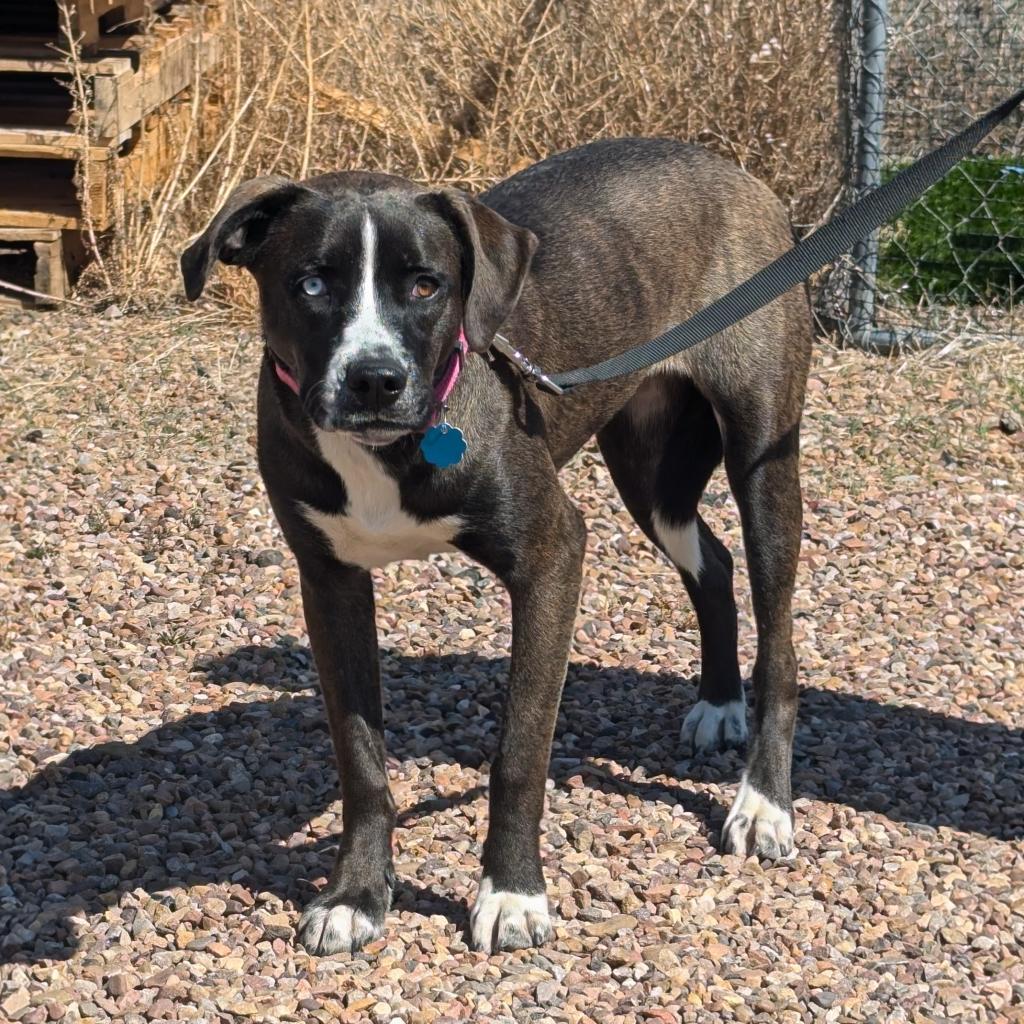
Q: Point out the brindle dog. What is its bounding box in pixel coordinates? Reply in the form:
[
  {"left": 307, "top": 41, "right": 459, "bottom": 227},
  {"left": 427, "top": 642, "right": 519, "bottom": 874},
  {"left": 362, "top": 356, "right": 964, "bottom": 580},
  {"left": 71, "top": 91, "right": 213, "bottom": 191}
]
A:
[{"left": 181, "top": 138, "right": 813, "bottom": 955}]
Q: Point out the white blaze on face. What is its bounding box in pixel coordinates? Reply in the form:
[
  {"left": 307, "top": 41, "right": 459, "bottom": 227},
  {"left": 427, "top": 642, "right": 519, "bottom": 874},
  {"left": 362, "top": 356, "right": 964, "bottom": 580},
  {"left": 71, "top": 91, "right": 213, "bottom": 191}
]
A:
[{"left": 325, "top": 210, "right": 404, "bottom": 400}]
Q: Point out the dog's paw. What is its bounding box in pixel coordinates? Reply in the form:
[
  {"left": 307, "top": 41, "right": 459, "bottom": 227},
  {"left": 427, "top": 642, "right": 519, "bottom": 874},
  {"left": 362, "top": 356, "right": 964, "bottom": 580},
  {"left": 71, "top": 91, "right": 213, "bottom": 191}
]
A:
[
  {"left": 470, "top": 877, "right": 552, "bottom": 953},
  {"left": 297, "top": 893, "right": 384, "bottom": 955},
  {"left": 681, "top": 699, "right": 748, "bottom": 754},
  {"left": 722, "top": 775, "right": 795, "bottom": 860}
]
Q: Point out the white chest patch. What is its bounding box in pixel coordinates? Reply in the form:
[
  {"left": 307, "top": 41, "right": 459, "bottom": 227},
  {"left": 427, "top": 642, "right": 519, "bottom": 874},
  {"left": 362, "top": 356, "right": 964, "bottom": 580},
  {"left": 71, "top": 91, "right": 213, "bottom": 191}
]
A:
[{"left": 299, "top": 429, "right": 463, "bottom": 570}]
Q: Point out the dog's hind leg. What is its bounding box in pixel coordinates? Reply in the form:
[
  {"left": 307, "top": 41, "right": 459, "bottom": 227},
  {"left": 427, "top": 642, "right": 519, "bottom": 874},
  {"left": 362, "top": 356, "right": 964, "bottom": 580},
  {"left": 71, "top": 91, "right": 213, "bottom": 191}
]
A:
[
  {"left": 597, "top": 376, "right": 746, "bottom": 754},
  {"left": 685, "top": 331, "right": 808, "bottom": 861},
  {"left": 715, "top": 404, "right": 803, "bottom": 861}
]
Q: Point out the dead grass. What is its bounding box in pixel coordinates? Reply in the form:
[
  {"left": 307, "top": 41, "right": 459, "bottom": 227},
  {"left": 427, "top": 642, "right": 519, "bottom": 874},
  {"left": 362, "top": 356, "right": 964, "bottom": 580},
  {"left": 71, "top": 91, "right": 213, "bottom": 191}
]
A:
[{"left": 67, "top": 0, "right": 845, "bottom": 309}]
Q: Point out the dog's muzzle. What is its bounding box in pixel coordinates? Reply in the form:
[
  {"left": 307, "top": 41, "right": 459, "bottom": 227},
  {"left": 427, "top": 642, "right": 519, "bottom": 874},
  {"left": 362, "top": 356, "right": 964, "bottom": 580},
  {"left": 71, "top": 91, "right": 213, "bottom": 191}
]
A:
[{"left": 268, "top": 331, "right": 468, "bottom": 443}]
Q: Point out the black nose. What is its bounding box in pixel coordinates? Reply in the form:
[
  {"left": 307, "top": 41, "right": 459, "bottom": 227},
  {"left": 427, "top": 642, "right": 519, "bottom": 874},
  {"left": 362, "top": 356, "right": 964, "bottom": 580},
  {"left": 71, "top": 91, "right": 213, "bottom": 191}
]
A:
[{"left": 345, "top": 358, "right": 408, "bottom": 410}]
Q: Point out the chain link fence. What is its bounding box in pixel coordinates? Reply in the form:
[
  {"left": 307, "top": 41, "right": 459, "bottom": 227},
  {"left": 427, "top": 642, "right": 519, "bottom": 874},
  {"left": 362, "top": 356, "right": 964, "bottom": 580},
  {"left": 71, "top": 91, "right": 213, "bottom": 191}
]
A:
[{"left": 827, "top": 0, "right": 1024, "bottom": 349}]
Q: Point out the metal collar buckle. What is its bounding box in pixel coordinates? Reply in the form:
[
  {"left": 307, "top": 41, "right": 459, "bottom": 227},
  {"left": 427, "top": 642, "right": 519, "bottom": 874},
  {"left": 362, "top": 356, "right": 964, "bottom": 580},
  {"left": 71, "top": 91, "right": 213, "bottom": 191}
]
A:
[{"left": 490, "top": 333, "right": 565, "bottom": 395}]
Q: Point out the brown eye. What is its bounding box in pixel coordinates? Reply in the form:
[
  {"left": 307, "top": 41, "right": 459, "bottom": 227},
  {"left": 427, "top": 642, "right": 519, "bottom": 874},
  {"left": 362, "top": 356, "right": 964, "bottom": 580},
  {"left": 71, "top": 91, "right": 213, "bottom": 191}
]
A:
[{"left": 412, "top": 276, "right": 438, "bottom": 299}]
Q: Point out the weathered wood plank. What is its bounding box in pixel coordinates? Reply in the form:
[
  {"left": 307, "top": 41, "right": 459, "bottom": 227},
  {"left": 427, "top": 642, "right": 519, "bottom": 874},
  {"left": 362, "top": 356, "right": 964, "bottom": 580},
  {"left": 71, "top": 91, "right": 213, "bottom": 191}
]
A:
[
  {"left": 90, "top": 4, "right": 222, "bottom": 140},
  {"left": 0, "top": 132, "right": 109, "bottom": 159},
  {"left": 0, "top": 156, "right": 106, "bottom": 229},
  {"left": 33, "top": 233, "right": 67, "bottom": 297},
  {"left": 0, "top": 227, "right": 61, "bottom": 241},
  {"left": 0, "top": 228, "right": 67, "bottom": 306},
  {"left": 1, "top": 3, "right": 222, "bottom": 145},
  {"left": 0, "top": 91, "right": 192, "bottom": 230}
]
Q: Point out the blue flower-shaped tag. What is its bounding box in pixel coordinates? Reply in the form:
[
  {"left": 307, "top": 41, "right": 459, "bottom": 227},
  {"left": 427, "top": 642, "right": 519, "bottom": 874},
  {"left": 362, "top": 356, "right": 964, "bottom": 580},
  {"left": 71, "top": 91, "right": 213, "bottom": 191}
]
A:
[{"left": 420, "top": 423, "right": 467, "bottom": 467}]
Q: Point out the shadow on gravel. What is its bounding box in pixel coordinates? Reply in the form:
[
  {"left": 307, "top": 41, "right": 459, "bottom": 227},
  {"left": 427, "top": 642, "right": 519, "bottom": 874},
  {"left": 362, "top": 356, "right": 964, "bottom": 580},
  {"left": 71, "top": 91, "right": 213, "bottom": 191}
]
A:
[{"left": 2, "top": 637, "right": 1020, "bottom": 963}]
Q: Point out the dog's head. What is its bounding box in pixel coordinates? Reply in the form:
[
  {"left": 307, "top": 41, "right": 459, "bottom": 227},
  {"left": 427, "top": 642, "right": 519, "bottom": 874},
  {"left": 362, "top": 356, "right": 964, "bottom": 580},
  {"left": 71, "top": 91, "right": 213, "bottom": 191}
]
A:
[{"left": 181, "top": 173, "right": 537, "bottom": 445}]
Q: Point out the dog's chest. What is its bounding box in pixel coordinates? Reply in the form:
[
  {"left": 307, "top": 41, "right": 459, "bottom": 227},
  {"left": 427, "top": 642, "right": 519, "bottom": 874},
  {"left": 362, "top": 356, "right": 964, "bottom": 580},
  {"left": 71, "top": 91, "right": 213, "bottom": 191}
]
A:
[{"left": 300, "top": 431, "right": 462, "bottom": 570}]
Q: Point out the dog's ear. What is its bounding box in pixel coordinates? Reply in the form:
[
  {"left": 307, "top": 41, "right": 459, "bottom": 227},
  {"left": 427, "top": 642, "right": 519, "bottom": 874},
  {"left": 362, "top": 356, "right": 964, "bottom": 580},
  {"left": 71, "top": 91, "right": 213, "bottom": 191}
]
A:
[
  {"left": 180, "top": 176, "right": 307, "bottom": 300},
  {"left": 424, "top": 189, "right": 538, "bottom": 353}
]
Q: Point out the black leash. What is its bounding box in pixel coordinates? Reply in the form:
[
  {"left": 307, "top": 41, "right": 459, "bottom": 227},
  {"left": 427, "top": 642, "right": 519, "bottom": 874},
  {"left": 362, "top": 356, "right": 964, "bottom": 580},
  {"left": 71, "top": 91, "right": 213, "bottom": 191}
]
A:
[{"left": 519, "top": 87, "right": 1024, "bottom": 394}]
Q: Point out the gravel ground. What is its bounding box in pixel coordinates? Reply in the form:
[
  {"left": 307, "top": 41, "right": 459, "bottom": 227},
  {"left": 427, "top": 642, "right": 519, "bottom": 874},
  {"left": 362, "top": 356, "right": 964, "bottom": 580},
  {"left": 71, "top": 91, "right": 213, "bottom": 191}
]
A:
[{"left": 1, "top": 308, "right": 1022, "bottom": 1023}]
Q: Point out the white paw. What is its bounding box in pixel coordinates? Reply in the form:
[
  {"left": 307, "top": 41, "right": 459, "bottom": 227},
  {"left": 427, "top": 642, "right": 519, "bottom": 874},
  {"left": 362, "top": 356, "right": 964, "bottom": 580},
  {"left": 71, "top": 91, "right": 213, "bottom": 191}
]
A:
[
  {"left": 470, "top": 877, "right": 552, "bottom": 953},
  {"left": 723, "top": 774, "right": 795, "bottom": 860},
  {"left": 681, "top": 699, "right": 748, "bottom": 753},
  {"left": 297, "top": 898, "right": 382, "bottom": 954}
]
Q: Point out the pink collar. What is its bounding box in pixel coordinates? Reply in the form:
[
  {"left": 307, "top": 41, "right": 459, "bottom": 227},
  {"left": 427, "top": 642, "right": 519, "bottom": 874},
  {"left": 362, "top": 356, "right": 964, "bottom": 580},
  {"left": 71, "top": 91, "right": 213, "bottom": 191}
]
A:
[
  {"left": 274, "top": 358, "right": 299, "bottom": 394},
  {"left": 429, "top": 329, "right": 468, "bottom": 425},
  {"left": 271, "top": 329, "right": 468, "bottom": 424}
]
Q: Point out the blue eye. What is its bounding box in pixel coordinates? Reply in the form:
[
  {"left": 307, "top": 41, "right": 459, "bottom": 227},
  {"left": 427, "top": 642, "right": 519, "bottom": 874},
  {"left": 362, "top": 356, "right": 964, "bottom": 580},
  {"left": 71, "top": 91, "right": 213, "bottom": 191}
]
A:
[{"left": 301, "top": 275, "right": 326, "bottom": 297}]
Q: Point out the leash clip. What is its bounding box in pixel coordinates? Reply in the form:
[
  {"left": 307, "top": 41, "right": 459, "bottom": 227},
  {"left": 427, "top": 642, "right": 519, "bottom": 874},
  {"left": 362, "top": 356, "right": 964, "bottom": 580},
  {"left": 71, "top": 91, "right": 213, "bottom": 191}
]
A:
[{"left": 491, "top": 333, "right": 565, "bottom": 395}]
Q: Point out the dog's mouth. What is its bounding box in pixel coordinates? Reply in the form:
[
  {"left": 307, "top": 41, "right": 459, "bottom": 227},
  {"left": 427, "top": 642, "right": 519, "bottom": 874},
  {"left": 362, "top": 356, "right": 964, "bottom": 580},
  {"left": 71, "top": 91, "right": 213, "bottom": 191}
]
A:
[
  {"left": 323, "top": 406, "right": 435, "bottom": 446},
  {"left": 350, "top": 425, "right": 416, "bottom": 447}
]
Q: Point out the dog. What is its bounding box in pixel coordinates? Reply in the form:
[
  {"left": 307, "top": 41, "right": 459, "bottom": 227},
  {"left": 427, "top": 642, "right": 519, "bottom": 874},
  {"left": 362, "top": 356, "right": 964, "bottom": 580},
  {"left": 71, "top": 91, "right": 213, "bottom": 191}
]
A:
[{"left": 181, "top": 137, "right": 812, "bottom": 955}]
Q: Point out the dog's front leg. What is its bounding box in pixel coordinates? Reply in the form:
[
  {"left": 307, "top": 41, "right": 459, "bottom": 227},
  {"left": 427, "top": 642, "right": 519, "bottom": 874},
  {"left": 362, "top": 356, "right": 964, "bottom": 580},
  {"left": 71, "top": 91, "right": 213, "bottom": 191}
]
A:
[
  {"left": 294, "top": 561, "right": 396, "bottom": 955},
  {"left": 470, "top": 494, "right": 587, "bottom": 953}
]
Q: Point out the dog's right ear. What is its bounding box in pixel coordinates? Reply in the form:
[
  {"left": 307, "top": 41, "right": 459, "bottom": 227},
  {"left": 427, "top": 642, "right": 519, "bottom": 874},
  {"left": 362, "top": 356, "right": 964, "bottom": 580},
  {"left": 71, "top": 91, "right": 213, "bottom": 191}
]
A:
[{"left": 180, "top": 176, "right": 307, "bottom": 300}]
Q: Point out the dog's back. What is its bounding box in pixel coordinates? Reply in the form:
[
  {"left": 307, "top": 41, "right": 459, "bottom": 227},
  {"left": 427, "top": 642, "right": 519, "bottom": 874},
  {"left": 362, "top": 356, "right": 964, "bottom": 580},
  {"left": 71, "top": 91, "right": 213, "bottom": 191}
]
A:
[{"left": 482, "top": 139, "right": 803, "bottom": 368}]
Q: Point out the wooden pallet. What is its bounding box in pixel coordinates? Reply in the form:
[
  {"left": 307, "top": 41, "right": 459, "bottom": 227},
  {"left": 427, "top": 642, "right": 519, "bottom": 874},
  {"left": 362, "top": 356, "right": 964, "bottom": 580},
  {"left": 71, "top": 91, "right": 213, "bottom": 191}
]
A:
[
  {"left": 0, "top": 90, "right": 195, "bottom": 233},
  {"left": 0, "top": 94, "right": 187, "bottom": 306},
  {"left": 0, "top": 0, "right": 223, "bottom": 149},
  {"left": 0, "top": 0, "right": 221, "bottom": 303},
  {"left": 0, "top": 227, "right": 86, "bottom": 307},
  {"left": 0, "top": 1, "right": 174, "bottom": 57}
]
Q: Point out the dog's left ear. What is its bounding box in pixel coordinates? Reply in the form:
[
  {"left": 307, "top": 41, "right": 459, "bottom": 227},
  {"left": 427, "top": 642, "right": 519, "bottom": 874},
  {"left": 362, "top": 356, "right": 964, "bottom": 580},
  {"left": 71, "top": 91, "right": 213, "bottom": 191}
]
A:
[
  {"left": 423, "top": 189, "right": 538, "bottom": 353},
  {"left": 180, "top": 176, "right": 308, "bottom": 300}
]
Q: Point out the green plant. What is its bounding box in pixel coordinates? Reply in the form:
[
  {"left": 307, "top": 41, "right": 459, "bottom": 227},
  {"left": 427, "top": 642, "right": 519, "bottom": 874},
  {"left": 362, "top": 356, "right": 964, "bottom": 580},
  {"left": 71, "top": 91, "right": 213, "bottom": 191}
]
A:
[
  {"left": 158, "top": 627, "right": 189, "bottom": 646},
  {"left": 878, "top": 157, "right": 1024, "bottom": 306}
]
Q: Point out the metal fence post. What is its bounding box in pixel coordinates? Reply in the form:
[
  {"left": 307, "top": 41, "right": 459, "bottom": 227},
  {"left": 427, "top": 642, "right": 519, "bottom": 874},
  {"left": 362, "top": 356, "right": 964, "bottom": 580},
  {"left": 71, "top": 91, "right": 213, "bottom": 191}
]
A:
[{"left": 848, "top": 0, "right": 888, "bottom": 343}]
